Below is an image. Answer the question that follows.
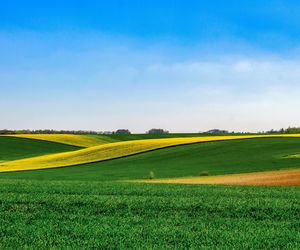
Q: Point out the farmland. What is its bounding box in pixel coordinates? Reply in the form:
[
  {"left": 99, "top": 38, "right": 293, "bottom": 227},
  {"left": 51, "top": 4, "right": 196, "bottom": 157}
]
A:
[
  {"left": 0, "top": 180, "right": 299, "bottom": 249},
  {"left": 1, "top": 134, "right": 300, "bottom": 173},
  {"left": 0, "top": 136, "right": 79, "bottom": 162},
  {"left": 2, "top": 136, "right": 300, "bottom": 181},
  {"left": 145, "top": 169, "right": 300, "bottom": 186},
  {"left": 1, "top": 134, "right": 112, "bottom": 147},
  {"left": 0, "top": 134, "right": 300, "bottom": 248}
]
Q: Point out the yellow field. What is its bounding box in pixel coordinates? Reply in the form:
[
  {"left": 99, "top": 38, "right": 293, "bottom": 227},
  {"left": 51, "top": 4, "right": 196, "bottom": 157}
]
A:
[
  {"left": 0, "top": 134, "right": 109, "bottom": 147},
  {"left": 141, "top": 169, "right": 300, "bottom": 186},
  {"left": 1, "top": 134, "right": 300, "bottom": 172}
]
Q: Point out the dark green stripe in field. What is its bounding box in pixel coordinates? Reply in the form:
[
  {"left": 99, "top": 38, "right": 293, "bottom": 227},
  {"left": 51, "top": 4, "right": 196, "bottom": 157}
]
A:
[
  {"left": 0, "top": 180, "right": 299, "bottom": 249},
  {"left": 0, "top": 136, "right": 80, "bottom": 162},
  {"left": 2, "top": 138, "right": 300, "bottom": 181}
]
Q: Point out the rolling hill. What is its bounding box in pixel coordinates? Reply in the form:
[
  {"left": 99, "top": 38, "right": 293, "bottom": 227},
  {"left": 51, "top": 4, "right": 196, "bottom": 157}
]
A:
[
  {"left": 1, "top": 134, "right": 111, "bottom": 147},
  {"left": 1, "top": 134, "right": 300, "bottom": 172},
  {"left": 0, "top": 136, "right": 79, "bottom": 162},
  {"left": 1, "top": 133, "right": 300, "bottom": 249},
  {"left": 1, "top": 137, "right": 300, "bottom": 182}
]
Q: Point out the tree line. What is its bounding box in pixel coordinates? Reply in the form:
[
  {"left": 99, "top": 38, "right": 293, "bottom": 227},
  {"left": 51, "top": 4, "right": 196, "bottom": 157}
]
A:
[
  {"left": 0, "top": 128, "right": 168, "bottom": 135},
  {"left": 265, "top": 127, "right": 300, "bottom": 134},
  {"left": 0, "top": 127, "right": 300, "bottom": 135}
]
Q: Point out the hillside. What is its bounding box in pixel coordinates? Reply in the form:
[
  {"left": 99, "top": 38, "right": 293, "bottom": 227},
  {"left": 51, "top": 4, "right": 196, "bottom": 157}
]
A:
[
  {"left": 1, "top": 137, "right": 300, "bottom": 182},
  {"left": 1, "top": 134, "right": 300, "bottom": 172},
  {"left": 1, "top": 134, "right": 111, "bottom": 147},
  {"left": 0, "top": 136, "right": 79, "bottom": 162}
]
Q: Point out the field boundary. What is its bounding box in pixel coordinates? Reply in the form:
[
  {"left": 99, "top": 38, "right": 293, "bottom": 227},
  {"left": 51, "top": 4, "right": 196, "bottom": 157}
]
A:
[{"left": 139, "top": 168, "right": 300, "bottom": 186}]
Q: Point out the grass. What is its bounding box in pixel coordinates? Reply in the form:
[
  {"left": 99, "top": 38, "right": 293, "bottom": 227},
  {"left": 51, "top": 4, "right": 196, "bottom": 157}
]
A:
[
  {"left": 1, "top": 134, "right": 109, "bottom": 147},
  {"left": 0, "top": 180, "right": 299, "bottom": 249},
  {"left": 2, "top": 134, "right": 300, "bottom": 173},
  {"left": 2, "top": 137, "right": 300, "bottom": 181},
  {"left": 0, "top": 135, "right": 260, "bottom": 172},
  {"left": 0, "top": 136, "right": 79, "bottom": 162},
  {"left": 1, "top": 136, "right": 300, "bottom": 248}
]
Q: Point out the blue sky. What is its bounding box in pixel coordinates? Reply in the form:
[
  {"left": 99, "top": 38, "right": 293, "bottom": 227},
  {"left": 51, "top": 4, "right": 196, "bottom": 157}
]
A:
[{"left": 1, "top": 0, "right": 300, "bottom": 132}]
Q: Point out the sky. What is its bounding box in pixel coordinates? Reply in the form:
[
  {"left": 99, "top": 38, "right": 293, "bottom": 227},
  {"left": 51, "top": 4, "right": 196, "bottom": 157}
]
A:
[{"left": 1, "top": 0, "right": 300, "bottom": 133}]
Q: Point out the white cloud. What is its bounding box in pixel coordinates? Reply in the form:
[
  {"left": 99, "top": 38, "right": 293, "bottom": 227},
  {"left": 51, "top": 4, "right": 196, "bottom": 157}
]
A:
[{"left": 1, "top": 31, "right": 300, "bottom": 132}]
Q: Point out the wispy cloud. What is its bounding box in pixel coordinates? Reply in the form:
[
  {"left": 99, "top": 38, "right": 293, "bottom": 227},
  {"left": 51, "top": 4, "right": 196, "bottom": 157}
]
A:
[{"left": 1, "top": 31, "right": 300, "bottom": 132}]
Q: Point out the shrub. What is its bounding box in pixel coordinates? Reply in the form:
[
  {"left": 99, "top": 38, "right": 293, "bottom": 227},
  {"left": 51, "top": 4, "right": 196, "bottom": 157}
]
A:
[
  {"left": 149, "top": 171, "right": 155, "bottom": 179},
  {"left": 114, "top": 129, "right": 131, "bottom": 134},
  {"left": 199, "top": 171, "right": 209, "bottom": 176},
  {"left": 147, "top": 129, "right": 169, "bottom": 134}
]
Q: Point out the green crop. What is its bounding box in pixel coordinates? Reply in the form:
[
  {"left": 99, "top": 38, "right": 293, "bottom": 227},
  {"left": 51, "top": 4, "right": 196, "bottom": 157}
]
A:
[{"left": 0, "top": 180, "right": 299, "bottom": 249}]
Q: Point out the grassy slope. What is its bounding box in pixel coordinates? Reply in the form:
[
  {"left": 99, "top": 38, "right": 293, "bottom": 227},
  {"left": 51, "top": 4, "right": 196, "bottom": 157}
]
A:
[
  {"left": 0, "top": 180, "right": 299, "bottom": 249},
  {"left": 2, "top": 137, "right": 300, "bottom": 181},
  {"left": 1, "top": 137, "right": 300, "bottom": 248},
  {"left": 2, "top": 135, "right": 276, "bottom": 172},
  {"left": 2, "top": 134, "right": 109, "bottom": 147},
  {"left": 0, "top": 136, "right": 80, "bottom": 162}
]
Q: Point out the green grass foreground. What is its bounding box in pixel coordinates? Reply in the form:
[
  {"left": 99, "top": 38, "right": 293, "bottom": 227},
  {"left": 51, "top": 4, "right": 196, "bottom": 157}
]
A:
[{"left": 0, "top": 180, "right": 299, "bottom": 249}]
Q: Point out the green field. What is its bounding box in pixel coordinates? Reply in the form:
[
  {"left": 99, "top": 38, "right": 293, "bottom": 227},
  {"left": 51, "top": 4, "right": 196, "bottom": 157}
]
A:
[
  {"left": 0, "top": 136, "right": 79, "bottom": 162},
  {"left": 0, "top": 135, "right": 300, "bottom": 248},
  {"left": 1, "top": 137, "right": 300, "bottom": 181},
  {"left": 0, "top": 180, "right": 299, "bottom": 249}
]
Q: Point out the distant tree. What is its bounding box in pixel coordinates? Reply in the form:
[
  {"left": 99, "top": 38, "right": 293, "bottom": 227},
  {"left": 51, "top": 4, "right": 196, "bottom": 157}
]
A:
[
  {"left": 0, "top": 129, "right": 14, "bottom": 134},
  {"left": 206, "top": 129, "right": 229, "bottom": 134},
  {"left": 114, "top": 129, "right": 131, "bottom": 135},
  {"left": 264, "top": 127, "right": 300, "bottom": 134},
  {"left": 103, "top": 131, "right": 113, "bottom": 134},
  {"left": 147, "top": 128, "right": 169, "bottom": 134},
  {"left": 0, "top": 129, "right": 105, "bottom": 135},
  {"left": 285, "top": 127, "right": 300, "bottom": 134}
]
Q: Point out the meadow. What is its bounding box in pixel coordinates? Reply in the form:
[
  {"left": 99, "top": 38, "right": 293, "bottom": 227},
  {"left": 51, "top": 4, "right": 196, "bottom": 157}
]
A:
[
  {"left": 0, "top": 134, "right": 299, "bottom": 248},
  {"left": 0, "top": 180, "right": 299, "bottom": 249}
]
